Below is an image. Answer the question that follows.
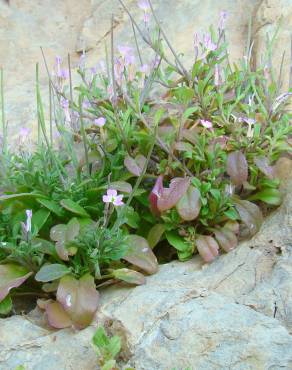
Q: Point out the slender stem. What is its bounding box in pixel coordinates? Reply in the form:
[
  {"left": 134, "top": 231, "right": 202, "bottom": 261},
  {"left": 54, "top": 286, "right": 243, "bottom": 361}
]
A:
[
  {"left": 79, "top": 96, "right": 90, "bottom": 176},
  {"left": 68, "top": 53, "right": 73, "bottom": 103},
  {"left": 49, "top": 79, "right": 53, "bottom": 146},
  {"left": 148, "top": 0, "right": 190, "bottom": 80},
  {"left": 110, "top": 14, "right": 131, "bottom": 154},
  {"left": 131, "top": 18, "right": 143, "bottom": 66}
]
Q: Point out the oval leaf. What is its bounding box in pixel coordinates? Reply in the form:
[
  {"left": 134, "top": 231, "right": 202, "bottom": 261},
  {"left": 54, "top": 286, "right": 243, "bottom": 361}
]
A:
[
  {"left": 60, "top": 199, "right": 89, "bottom": 217},
  {"left": 234, "top": 199, "right": 263, "bottom": 238},
  {"left": 214, "top": 228, "right": 237, "bottom": 253},
  {"left": 35, "top": 264, "right": 70, "bottom": 283},
  {"left": 124, "top": 154, "right": 146, "bottom": 177},
  {"left": 37, "top": 198, "right": 63, "bottom": 217},
  {"left": 113, "top": 268, "right": 146, "bottom": 285},
  {"left": 46, "top": 301, "right": 72, "bottom": 329},
  {"left": 0, "top": 264, "right": 32, "bottom": 301},
  {"left": 147, "top": 224, "right": 165, "bottom": 248},
  {"left": 123, "top": 235, "right": 158, "bottom": 274},
  {"left": 249, "top": 188, "right": 282, "bottom": 206},
  {"left": 157, "top": 177, "right": 190, "bottom": 212},
  {"left": 57, "top": 274, "right": 99, "bottom": 329},
  {"left": 110, "top": 181, "right": 132, "bottom": 193},
  {"left": 226, "top": 151, "right": 248, "bottom": 186},
  {"left": 196, "top": 235, "right": 219, "bottom": 263},
  {"left": 254, "top": 156, "right": 275, "bottom": 179},
  {"left": 176, "top": 185, "right": 201, "bottom": 221}
]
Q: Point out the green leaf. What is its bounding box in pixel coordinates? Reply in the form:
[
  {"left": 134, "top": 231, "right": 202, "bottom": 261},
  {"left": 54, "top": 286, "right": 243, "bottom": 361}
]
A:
[
  {"left": 147, "top": 224, "right": 165, "bottom": 248},
  {"left": 113, "top": 268, "right": 146, "bottom": 285},
  {"left": 165, "top": 231, "right": 192, "bottom": 252},
  {"left": 35, "top": 264, "right": 70, "bottom": 282},
  {"left": 60, "top": 199, "right": 89, "bottom": 217},
  {"left": 0, "top": 295, "right": 13, "bottom": 315},
  {"left": 32, "top": 208, "right": 50, "bottom": 232},
  {"left": 249, "top": 188, "right": 282, "bottom": 205},
  {"left": 101, "top": 360, "right": 117, "bottom": 370},
  {"left": 93, "top": 326, "right": 110, "bottom": 348},
  {"left": 37, "top": 198, "right": 63, "bottom": 217},
  {"left": 108, "top": 335, "right": 121, "bottom": 358}
]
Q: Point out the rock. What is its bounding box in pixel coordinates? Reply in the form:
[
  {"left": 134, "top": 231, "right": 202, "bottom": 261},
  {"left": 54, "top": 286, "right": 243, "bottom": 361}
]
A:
[
  {"left": 1, "top": 160, "right": 291, "bottom": 369},
  {"left": 254, "top": 0, "right": 292, "bottom": 92},
  {"left": 0, "top": 315, "right": 97, "bottom": 370}
]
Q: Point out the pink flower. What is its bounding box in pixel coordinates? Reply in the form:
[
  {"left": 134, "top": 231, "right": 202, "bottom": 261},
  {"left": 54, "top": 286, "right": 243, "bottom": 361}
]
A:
[
  {"left": 140, "top": 64, "right": 150, "bottom": 75},
  {"left": 94, "top": 117, "right": 106, "bottom": 128},
  {"left": 200, "top": 119, "right": 213, "bottom": 129},
  {"left": 219, "top": 10, "right": 228, "bottom": 31},
  {"left": 25, "top": 210, "right": 32, "bottom": 233},
  {"left": 138, "top": 0, "right": 150, "bottom": 11},
  {"left": 203, "top": 33, "right": 217, "bottom": 52},
  {"left": 103, "top": 189, "right": 124, "bottom": 206},
  {"left": 137, "top": 0, "right": 150, "bottom": 24}
]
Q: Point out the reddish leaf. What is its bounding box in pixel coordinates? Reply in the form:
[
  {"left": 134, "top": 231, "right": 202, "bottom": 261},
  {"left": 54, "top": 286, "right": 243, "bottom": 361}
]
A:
[
  {"left": 56, "top": 274, "right": 99, "bottom": 329},
  {"left": 123, "top": 235, "right": 158, "bottom": 274},
  {"left": 124, "top": 154, "right": 146, "bottom": 177},
  {"left": 149, "top": 175, "right": 164, "bottom": 216},
  {"left": 0, "top": 264, "right": 32, "bottom": 301},
  {"left": 214, "top": 228, "right": 237, "bottom": 252},
  {"left": 196, "top": 235, "right": 219, "bottom": 263},
  {"left": 176, "top": 185, "right": 201, "bottom": 221},
  {"left": 254, "top": 156, "right": 275, "bottom": 179},
  {"left": 226, "top": 151, "right": 248, "bottom": 186},
  {"left": 224, "top": 220, "right": 240, "bottom": 234},
  {"left": 157, "top": 177, "right": 190, "bottom": 212},
  {"left": 234, "top": 199, "right": 263, "bottom": 238},
  {"left": 113, "top": 268, "right": 146, "bottom": 285},
  {"left": 46, "top": 301, "right": 72, "bottom": 329}
]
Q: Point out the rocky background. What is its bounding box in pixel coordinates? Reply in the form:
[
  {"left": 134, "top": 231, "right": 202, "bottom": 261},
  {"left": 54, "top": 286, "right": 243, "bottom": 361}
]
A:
[{"left": 0, "top": 0, "right": 291, "bottom": 140}]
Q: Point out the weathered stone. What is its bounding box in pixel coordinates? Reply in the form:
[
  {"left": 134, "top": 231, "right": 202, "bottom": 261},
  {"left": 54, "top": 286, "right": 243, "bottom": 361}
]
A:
[{"left": 254, "top": 0, "right": 292, "bottom": 92}]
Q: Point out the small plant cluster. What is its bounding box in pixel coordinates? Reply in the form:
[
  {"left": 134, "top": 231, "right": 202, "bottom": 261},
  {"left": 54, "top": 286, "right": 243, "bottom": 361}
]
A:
[{"left": 0, "top": 0, "right": 291, "bottom": 328}]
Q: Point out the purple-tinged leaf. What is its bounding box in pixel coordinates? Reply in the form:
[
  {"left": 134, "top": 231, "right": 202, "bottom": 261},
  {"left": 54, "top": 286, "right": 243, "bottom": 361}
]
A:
[
  {"left": 113, "top": 268, "right": 146, "bottom": 285},
  {"left": 196, "top": 235, "right": 219, "bottom": 263},
  {"left": 149, "top": 175, "right": 164, "bottom": 216},
  {"left": 35, "top": 264, "right": 70, "bottom": 283},
  {"left": 110, "top": 181, "right": 132, "bottom": 193},
  {"left": 50, "top": 219, "right": 80, "bottom": 261},
  {"left": 157, "top": 177, "right": 190, "bottom": 212},
  {"left": 234, "top": 199, "right": 263, "bottom": 238},
  {"left": 0, "top": 264, "right": 32, "bottom": 301},
  {"left": 176, "top": 185, "right": 201, "bottom": 221},
  {"left": 57, "top": 274, "right": 99, "bottom": 329},
  {"left": 147, "top": 224, "right": 165, "bottom": 248},
  {"left": 226, "top": 151, "right": 248, "bottom": 186},
  {"left": 46, "top": 301, "right": 72, "bottom": 329},
  {"left": 224, "top": 220, "right": 240, "bottom": 234},
  {"left": 254, "top": 156, "right": 275, "bottom": 179},
  {"left": 123, "top": 235, "right": 158, "bottom": 274},
  {"left": 214, "top": 228, "right": 237, "bottom": 253},
  {"left": 124, "top": 154, "right": 147, "bottom": 177}
]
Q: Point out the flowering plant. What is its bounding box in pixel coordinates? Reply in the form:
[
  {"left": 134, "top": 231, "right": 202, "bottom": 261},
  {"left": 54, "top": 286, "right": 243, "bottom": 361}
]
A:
[{"left": 0, "top": 1, "right": 290, "bottom": 327}]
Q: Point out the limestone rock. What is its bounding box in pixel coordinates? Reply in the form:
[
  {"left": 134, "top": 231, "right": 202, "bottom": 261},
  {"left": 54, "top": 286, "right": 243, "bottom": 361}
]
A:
[{"left": 254, "top": 0, "right": 292, "bottom": 92}]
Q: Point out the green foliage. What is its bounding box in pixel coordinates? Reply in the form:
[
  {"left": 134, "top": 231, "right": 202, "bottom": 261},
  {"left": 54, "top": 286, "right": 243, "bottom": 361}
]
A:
[{"left": 0, "top": 5, "right": 290, "bottom": 329}]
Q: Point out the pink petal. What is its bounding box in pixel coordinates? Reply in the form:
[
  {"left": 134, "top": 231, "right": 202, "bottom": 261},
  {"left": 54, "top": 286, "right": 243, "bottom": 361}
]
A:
[
  {"left": 113, "top": 195, "right": 124, "bottom": 206},
  {"left": 102, "top": 195, "right": 111, "bottom": 203},
  {"left": 200, "top": 120, "right": 213, "bottom": 129},
  {"left": 107, "top": 189, "right": 117, "bottom": 197},
  {"left": 94, "top": 117, "right": 106, "bottom": 127}
]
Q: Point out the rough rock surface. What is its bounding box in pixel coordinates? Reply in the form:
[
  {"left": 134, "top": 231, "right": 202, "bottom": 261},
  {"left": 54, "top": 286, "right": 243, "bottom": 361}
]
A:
[
  {"left": 254, "top": 0, "right": 292, "bottom": 92},
  {"left": 0, "top": 159, "right": 292, "bottom": 369}
]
